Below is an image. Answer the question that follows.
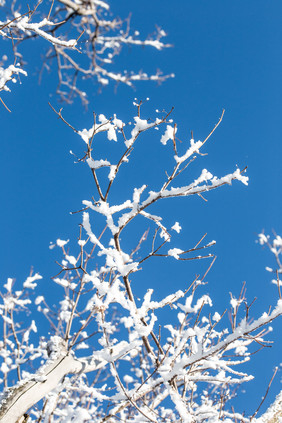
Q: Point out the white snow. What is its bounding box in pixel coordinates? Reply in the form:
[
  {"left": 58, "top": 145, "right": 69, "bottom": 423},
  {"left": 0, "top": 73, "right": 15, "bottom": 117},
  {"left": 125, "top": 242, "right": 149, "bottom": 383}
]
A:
[
  {"left": 171, "top": 222, "right": 182, "bottom": 233},
  {"left": 0, "top": 63, "right": 27, "bottom": 92},
  {"left": 174, "top": 139, "right": 203, "bottom": 163},
  {"left": 168, "top": 248, "right": 184, "bottom": 260},
  {"left": 86, "top": 158, "right": 110, "bottom": 169},
  {"left": 23, "top": 273, "right": 42, "bottom": 289},
  {"left": 160, "top": 124, "right": 176, "bottom": 145},
  {"left": 56, "top": 239, "right": 69, "bottom": 247},
  {"left": 65, "top": 255, "right": 77, "bottom": 266},
  {"left": 4, "top": 278, "right": 13, "bottom": 292}
]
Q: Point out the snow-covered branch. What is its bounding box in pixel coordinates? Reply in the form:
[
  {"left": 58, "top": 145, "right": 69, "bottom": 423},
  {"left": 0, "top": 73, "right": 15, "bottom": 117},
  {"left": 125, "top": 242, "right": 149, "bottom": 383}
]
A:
[
  {"left": 0, "top": 15, "right": 78, "bottom": 48},
  {"left": 1, "top": 101, "right": 280, "bottom": 422},
  {"left": 0, "top": 336, "right": 131, "bottom": 423},
  {"left": 0, "top": 1, "right": 173, "bottom": 105},
  {"left": 0, "top": 62, "right": 26, "bottom": 92},
  {"left": 0, "top": 61, "right": 26, "bottom": 111}
]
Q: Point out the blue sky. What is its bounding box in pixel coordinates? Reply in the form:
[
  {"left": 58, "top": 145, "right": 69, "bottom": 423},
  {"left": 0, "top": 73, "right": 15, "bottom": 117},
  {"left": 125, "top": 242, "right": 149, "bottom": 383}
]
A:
[{"left": 1, "top": 0, "right": 282, "bottom": 415}]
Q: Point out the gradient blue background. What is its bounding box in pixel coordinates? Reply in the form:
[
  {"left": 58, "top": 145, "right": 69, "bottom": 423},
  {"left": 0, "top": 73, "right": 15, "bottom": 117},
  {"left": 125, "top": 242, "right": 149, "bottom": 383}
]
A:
[{"left": 1, "top": 0, "right": 282, "bottom": 415}]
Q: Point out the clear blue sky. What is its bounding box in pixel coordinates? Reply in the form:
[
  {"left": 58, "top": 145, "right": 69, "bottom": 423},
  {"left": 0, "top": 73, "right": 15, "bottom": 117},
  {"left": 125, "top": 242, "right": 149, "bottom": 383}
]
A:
[{"left": 1, "top": 0, "right": 282, "bottom": 415}]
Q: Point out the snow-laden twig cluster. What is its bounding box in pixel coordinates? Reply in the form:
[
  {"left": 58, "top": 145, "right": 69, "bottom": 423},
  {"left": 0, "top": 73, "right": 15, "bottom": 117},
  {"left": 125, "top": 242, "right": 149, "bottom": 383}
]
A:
[
  {"left": 0, "top": 60, "right": 26, "bottom": 110},
  {"left": 258, "top": 232, "right": 282, "bottom": 288},
  {"left": 0, "top": 102, "right": 281, "bottom": 422},
  {"left": 0, "top": 273, "right": 44, "bottom": 388},
  {"left": 0, "top": 0, "right": 173, "bottom": 105},
  {"left": 0, "top": 62, "right": 26, "bottom": 92}
]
